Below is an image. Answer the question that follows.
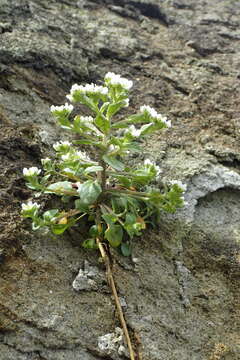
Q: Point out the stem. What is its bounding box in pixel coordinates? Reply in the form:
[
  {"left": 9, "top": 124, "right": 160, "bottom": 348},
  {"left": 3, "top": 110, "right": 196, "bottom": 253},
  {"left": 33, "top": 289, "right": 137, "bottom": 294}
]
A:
[
  {"left": 106, "top": 189, "right": 150, "bottom": 199},
  {"left": 55, "top": 209, "right": 82, "bottom": 221},
  {"left": 96, "top": 237, "right": 136, "bottom": 360},
  {"left": 100, "top": 159, "right": 107, "bottom": 191},
  {"left": 100, "top": 204, "right": 125, "bottom": 227},
  {"left": 107, "top": 171, "right": 137, "bottom": 178}
]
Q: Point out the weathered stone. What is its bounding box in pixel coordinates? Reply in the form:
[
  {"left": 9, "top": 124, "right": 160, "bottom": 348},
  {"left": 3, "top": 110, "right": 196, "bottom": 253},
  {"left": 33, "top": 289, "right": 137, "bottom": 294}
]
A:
[{"left": 0, "top": 0, "right": 240, "bottom": 359}]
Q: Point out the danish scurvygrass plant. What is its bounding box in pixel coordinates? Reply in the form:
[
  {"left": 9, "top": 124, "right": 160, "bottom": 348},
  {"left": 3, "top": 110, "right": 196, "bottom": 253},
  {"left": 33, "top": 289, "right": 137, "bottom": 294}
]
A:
[
  {"left": 21, "top": 72, "right": 185, "bottom": 254},
  {"left": 21, "top": 72, "right": 186, "bottom": 359}
]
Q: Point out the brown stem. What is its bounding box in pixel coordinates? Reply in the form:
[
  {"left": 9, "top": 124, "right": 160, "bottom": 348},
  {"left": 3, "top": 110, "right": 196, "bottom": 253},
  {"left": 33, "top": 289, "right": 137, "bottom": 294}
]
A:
[{"left": 96, "top": 237, "right": 136, "bottom": 360}]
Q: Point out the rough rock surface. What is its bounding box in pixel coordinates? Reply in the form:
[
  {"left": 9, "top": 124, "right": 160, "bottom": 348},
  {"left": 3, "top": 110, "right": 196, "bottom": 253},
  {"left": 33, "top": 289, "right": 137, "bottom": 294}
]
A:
[{"left": 0, "top": 0, "right": 239, "bottom": 359}]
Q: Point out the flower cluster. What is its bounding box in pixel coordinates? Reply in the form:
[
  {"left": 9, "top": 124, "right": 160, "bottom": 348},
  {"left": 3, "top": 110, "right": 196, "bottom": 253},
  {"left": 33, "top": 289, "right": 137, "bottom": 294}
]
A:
[
  {"left": 66, "top": 83, "right": 108, "bottom": 102},
  {"left": 50, "top": 103, "right": 73, "bottom": 114},
  {"left": 169, "top": 180, "right": 187, "bottom": 193},
  {"left": 23, "top": 167, "right": 41, "bottom": 177},
  {"left": 61, "top": 150, "right": 92, "bottom": 163},
  {"left": 104, "top": 72, "right": 133, "bottom": 90},
  {"left": 22, "top": 200, "right": 40, "bottom": 212},
  {"left": 74, "top": 116, "right": 103, "bottom": 136},
  {"left": 140, "top": 105, "right": 171, "bottom": 127},
  {"left": 53, "top": 141, "right": 72, "bottom": 152},
  {"left": 21, "top": 201, "right": 40, "bottom": 221},
  {"left": 144, "top": 159, "right": 162, "bottom": 177},
  {"left": 126, "top": 125, "right": 141, "bottom": 137}
]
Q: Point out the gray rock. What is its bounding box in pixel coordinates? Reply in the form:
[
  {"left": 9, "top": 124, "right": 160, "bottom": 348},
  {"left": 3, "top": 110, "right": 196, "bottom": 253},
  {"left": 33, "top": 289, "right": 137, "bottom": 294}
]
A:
[
  {"left": 98, "top": 327, "right": 128, "bottom": 358},
  {"left": 72, "top": 260, "right": 105, "bottom": 291},
  {"left": 1, "top": 0, "right": 240, "bottom": 359}
]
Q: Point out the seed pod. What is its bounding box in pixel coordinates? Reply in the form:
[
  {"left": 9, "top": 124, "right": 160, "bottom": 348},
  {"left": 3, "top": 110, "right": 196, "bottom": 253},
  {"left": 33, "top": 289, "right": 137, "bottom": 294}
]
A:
[{"left": 58, "top": 217, "right": 68, "bottom": 224}]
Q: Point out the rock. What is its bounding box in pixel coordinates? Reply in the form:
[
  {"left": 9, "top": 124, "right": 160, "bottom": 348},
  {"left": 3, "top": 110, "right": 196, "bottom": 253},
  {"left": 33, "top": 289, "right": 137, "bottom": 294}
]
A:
[
  {"left": 98, "top": 327, "right": 128, "bottom": 358},
  {"left": 0, "top": 0, "right": 240, "bottom": 359},
  {"left": 72, "top": 260, "right": 105, "bottom": 291}
]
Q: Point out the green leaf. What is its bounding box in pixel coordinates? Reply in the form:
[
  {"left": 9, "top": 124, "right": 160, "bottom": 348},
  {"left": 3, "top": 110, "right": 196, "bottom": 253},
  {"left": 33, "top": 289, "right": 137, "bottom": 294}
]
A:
[
  {"left": 47, "top": 181, "right": 73, "bottom": 192},
  {"left": 57, "top": 116, "right": 72, "bottom": 130},
  {"left": 113, "top": 175, "right": 132, "bottom": 188},
  {"left": 43, "top": 209, "right": 59, "bottom": 222},
  {"left": 82, "top": 238, "right": 98, "bottom": 249},
  {"left": 78, "top": 180, "right": 102, "bottom": 205},
  {"left": 103, "top": 155, "right": 125, "bottom": 171},
  {"left": 75, "top": 199, "right": 90, "bottom": 212},
  {"left": 111, "top": 197, "right": 128, "bottom": 214},
  {"left": 112, "top": 114, "right": 146, "bottom": 129},
  {"left": 89, "top": 225, "right": 100, "bottom": 237},
  {"left": 100, "top": 101, "right": 110, "bottom": 113},
  {"left": 104, "top": 225, "right": 123, "bottom": 247},
  {"left": 73, "top": 139, "right": 98, "bottom": 145},
  {"left": 83, "top": 165, "right": 103, "bottom": 175},
  {"left": 102, "top": 213, "right": 118, "bottom": 225},
  {"left": 124, "top": 212, "right": 141, "bottom": 238},
  {"left": 51, "top": 224, "right": 69, "bottom": 235},
  {"left": 95, "top": 113, "right": 110, "bottom": 134},
  {"left": 72, "top": 92, "right": 97, "bottom": 112},
  {"left": 107, "top": 101, "right": 126, "bottom": 118},
  {"left": 32, "top": 221, "right": 42, "bottom": 231},
  {"left": 121, "top": 243, "right": 132, "bottom": 256}
]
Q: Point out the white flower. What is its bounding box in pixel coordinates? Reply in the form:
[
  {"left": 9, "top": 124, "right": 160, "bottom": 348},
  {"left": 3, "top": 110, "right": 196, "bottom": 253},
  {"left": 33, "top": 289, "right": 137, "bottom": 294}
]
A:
[
  {"left": 155, "top": 165, "right": 162, "bottom": 176},
  {"left": 75, "top": 150, "right": 91, "bottom": 162},
  {"left": 66, "top": 83, "right": 108, "bottom": 102},
  {"left": 81, "top": 116, "right": 94, "bottom": 124},
  {"left": 144, "top": 159, "right": 154, "bottom": 166},
  {"left": 41, "top": 158, "right": 51, "bottom": 166},
  {"left": 53, "top": 141, "right": 71, "bottom": 151},
  {"left": 169, "top": 180, "right": 187, "bottom": 192},
  {"left": 140, "top": 105, "right": 171, "bottom": 127},
  {"left": 50, "top": 103, "right": 73, "bottom": 113},
  {"left": 126, "top": 125, "right": 141, "bottom": 137},
  {"left": 108, "top": 144, "right": 120, "bottom": 152},
  {"left": 140, "top": 105, "right": 158, "bottom": 118},
  {"left": 144, "top": 159, "right": 162, "bottom": 177},
  {"left": 156, "top": 114, "right": 171, "bottom": 127},
  {"left": 23, "top": 167, "right": 41, "bottom": 177},
  {"left": 21, "top": 201, "right": 40, "bottom": 212},
  {"left": 123, "top": 98, "right": 129, "bottom": 107},
  {"left": 62, "top": 167, "right": 75, "bottom": 175},
  {"left": 61, "top": 149, "right": 94, "bottom": 164},
  {"left": 61, "top": 153, "right": 72, "bottom": 161},
  {"left": 104, "top": 72, "right": 133, "bottom": 90}
]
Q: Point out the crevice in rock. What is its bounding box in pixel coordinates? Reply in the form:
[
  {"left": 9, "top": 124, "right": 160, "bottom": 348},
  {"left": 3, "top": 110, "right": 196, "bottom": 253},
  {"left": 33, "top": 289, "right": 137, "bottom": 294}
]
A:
[
  {"left": 160, "top": 75, "right": 190, "bottom": 96},
  {"left": 94, "top": 0, "right": 169, "bottom": 25}
]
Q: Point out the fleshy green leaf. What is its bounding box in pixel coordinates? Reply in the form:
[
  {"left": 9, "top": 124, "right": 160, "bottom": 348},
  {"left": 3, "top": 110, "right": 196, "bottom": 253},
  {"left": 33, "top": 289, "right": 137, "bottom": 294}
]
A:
[
  {"left": 75, "top": 199, "right": 90, "bottom": 212},
  {"left": 71, "top": 92, "right": 97, "bottom": 112},
  {"left": 78, "top": 180, "right": 102, "bottom": 205},
  {"left": 104, "top": 224, "right": 123, "bottom": 247},
  {"left": 102, "top": 213, "right": 118, "bottom": 225},
  {"left": 89, "top": 225, "right": 100, "bottom": 237},
  {"left": 43, "top": 209, "right": 59, "bottom": 222},
  {"left": 57, "top": 116, "right": 72, "bottom": 130},
  {"left": 47, "top": 181, "right": 73, "bottom": 192},
  {"left": 107, "top": 101, "right": 126, "bottom": 118},
  {"left": 82, "top": 238, "right": 98, "bottom": 249},
  {"left": 83, "top": 165, "right": 103, "bottom": 175},
  {"left": 112, "top": 114, "right": 146, "bottom": 129},
  {"left": 103, "top": 155, "right": 125, "bottom": 171},
  {"left": 73, "top": 139, "right": 99, "bottom": 146},
  {"left": 121, "top": 242, "right": 132, "bottom": 256},
  {"left": 95, "top": 113, "right": 110, "bottom": 134},
  {"left": 100, "top": 101, "right": 110, "bottom": 113},
  {"left": 51, "top": 223, "right": 69, "bottom": 235}
]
